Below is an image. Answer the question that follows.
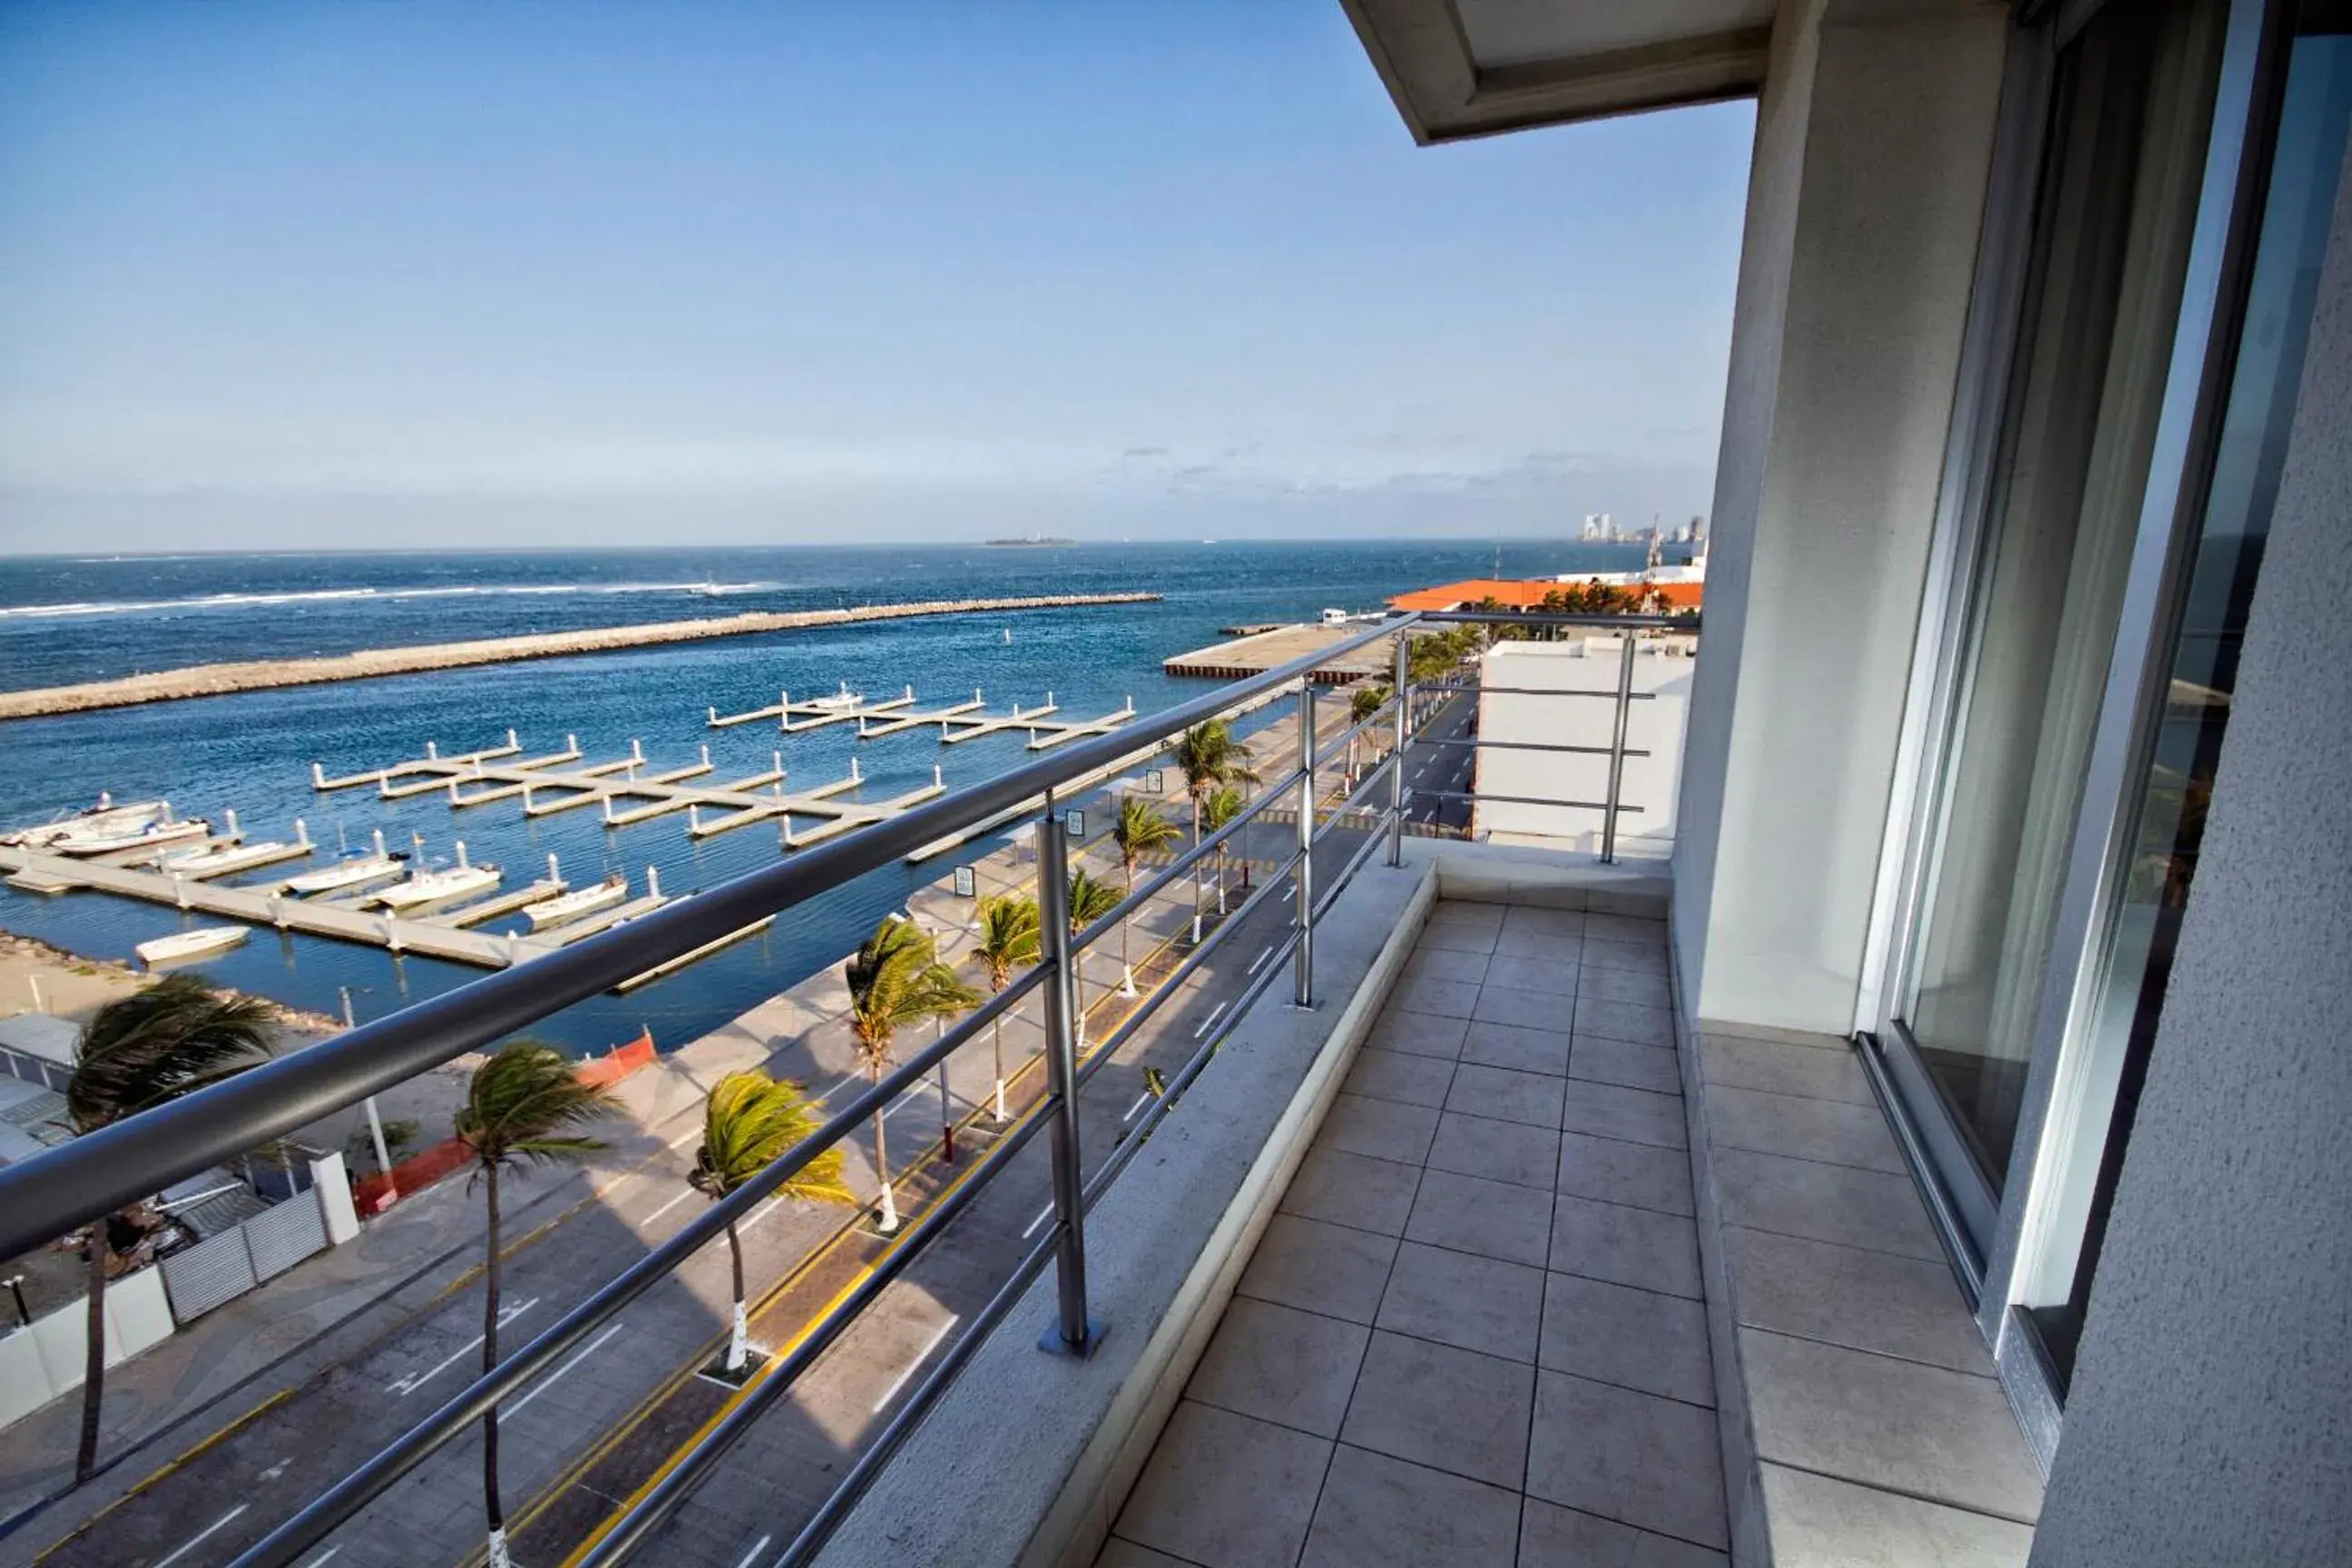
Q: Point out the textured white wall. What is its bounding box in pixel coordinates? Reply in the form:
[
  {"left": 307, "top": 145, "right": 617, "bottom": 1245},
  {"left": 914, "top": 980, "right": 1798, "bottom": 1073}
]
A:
[
  {"left": 2028, "top": 143, "right": 2352, "bottom": 1568},
  {"left": 1674, "top": 1, "right": 2006, "bottom": 1035}
]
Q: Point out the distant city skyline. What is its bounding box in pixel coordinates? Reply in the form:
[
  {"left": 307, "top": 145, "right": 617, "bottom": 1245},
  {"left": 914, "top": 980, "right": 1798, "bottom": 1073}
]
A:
[{"left": 0, "top": 3, "right": 1753, "bottom": 554}]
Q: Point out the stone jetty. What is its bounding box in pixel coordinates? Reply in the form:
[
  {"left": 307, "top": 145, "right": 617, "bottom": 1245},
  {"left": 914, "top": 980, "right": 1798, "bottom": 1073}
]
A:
[{"left": 0, "top": 593, "right": 1161, "bottom": 720}]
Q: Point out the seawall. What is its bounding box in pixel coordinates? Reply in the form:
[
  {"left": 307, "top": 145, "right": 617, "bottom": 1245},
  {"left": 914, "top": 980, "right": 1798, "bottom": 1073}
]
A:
[{"left": 0, "top": 592, "right": 1161, "bottom": 721}]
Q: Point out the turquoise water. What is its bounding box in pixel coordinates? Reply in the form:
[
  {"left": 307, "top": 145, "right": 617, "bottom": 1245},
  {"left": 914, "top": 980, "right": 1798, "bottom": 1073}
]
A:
[{"left": 0, "top": 541, "right": 1651, "bottom": 1053}]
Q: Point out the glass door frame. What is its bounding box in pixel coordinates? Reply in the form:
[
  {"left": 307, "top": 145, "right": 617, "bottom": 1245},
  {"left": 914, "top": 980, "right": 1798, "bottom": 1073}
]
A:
[{"left": 1857, "top": 0, "right": 2296, "bottom": 1458}]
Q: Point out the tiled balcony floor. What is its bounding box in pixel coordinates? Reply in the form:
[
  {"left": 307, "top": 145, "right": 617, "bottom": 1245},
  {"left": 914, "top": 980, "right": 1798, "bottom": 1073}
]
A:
[{"left": 1100, "top": 899, "right": 1728, "bottom": 1568}]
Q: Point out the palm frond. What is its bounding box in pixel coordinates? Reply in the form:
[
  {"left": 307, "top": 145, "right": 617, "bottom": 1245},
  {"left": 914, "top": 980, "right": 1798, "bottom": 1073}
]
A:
[
  {"left": 972, "top": 895, "right": 1043, "bottom": 991},
  {"left": 1113, "top": 796, "right": 1181, "bottom": 867},
  {"left": 694, "top": 1071, "right": 856, "bottom": 1207},
  {"left": 69, "top": 974, "right": 274, "bottom": 1134},
  {"left": 845, "top": 916, "right": 983, "bottom": 1070},
  {"left": 1066, "top": 868, "right": 1121, "bottom": 929},
  {"left": 456, "top": 1040, "right": 615, "bottom": 1172}
]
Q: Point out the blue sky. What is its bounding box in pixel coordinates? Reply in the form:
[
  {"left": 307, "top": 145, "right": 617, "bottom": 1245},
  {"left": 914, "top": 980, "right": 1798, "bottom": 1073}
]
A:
[{"left": 0, "top": 2, "right": 1754, "bottom": 552}]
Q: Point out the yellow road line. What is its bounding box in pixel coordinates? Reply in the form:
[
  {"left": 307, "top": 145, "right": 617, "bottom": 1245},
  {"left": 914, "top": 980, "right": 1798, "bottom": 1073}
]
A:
[{"left": 27, "top": 1388, "right": 295, "bottom": 1566}]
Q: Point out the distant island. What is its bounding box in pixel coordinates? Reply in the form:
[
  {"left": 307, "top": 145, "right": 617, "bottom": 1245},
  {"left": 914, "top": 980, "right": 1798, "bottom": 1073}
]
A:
[{"left": 980, "top": 534, "right": 1076, "bottom": 547}]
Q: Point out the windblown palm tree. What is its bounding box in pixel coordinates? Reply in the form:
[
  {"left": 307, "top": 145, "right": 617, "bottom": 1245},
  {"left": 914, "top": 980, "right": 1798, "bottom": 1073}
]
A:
[
  {"left": 1064, "top": 868, "right": 1121, "bottom": 1048},
  {"left": 691, "top": 1071, "right": 855, "bottom": 1373},
  {"left": 1348, "top": 682, "right": 1389, "bottom": 779},
  {"left": 64, "top": 975, "right": 273, "bottom": 1485},
  {"left": 455, "top": 1040, "right": 614, "bottom": 1567},
  {"left": 1202, "top": 785, "right": 1245, "bottom": 909},
  {"left": 1110, "top": 797, "right": 1181, "bottom": 965},
  {"left": 846, "top": 916, "right": 980, "bottom": 1233},
  {"left": 969, "top": 895, "right": 1042, "bottom": 1122},
  {"left": 1171, "top": 720, "right": 1260, "bottom": 917}
]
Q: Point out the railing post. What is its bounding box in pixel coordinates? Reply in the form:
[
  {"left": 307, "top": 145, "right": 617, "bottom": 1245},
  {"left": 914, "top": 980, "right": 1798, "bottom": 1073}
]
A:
[
  {"left": 1295, "top": 680, "right": 1316, "bottom": 1007},
  {"left": 1387, "top": 630, "right": 1410, "bottom": 867},
  {"left": 1601, "top": 630, "right": 1638, "bottom": 864},
  {"left": 1034, "top": 798, "right": 1101, "bottom": 1356}
]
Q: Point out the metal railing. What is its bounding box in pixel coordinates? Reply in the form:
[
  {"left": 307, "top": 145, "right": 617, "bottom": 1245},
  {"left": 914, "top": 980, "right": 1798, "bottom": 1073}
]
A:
[{"left": 0, "top": 605, "right": 1694, "bottom": 1568}]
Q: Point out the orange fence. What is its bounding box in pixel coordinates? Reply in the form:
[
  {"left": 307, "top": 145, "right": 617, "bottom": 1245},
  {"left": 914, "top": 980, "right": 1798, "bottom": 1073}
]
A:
[{"left": 352, "top": 1030, "right": 658, "bottom": 1213}]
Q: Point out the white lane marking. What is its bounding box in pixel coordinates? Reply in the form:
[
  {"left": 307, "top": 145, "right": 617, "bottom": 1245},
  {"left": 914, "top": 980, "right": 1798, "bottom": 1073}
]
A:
[
  {"left": 1191, "top": 1001, "right": 1228, "bottom": 1040},
  {"left": 1021, "top": 1200, "right": 1054, "bottom": 1240},
  {"left": 388, "top": 1298, "right": 541, "bottom": 1394},
  {"left": 299, "top": 1549, "right": 342, "bottom": 1568},
  {"left": 501, "top": 1321, "right": 627, "bottom": 1422},
  {"left": 667, "top": 1126, "right": 704, "bottom": 1150},
  {"left": 1122, "top": 1092, "right": 1152, "bottom": 1122},
  {"left": 643, "top": 1189, "right": 701, "bottom": 1227},
  {"left": 733, "top": 1535, "right": 772, "bottom": 1568},
  {"left": 871, "top": 1317, "right": 961, "bottom": 1412},
  {"left": 1246, "top": 945, "right": 1274, "bottom": 976},
  {"left": 743, "top": 1194, "right": 791, "bottom": 1233},
  {"left": 153, "top": 1506, "right": 250, "bottom": 1568},
  {"left": 1281, "top": 885, "right": 1296, "bottom": 903}
]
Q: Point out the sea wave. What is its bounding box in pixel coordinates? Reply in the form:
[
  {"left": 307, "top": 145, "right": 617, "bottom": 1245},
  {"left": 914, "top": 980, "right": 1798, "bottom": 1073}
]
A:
[{"left": 0, "top": 582, "right": 782, "bottom": 620}]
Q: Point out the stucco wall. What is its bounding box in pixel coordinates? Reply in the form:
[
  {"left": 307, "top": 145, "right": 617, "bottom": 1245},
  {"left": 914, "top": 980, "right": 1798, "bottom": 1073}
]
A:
[
  {"left": 2027, "top": 139, "right": 2352, "bottom": 1568},
  {"left": 1674, "top": 0, "right": 2006, "bottom": 1035}
]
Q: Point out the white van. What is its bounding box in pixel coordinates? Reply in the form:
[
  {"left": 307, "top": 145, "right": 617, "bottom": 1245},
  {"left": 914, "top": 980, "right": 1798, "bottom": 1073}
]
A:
[{"left": 1319, "top": 608, "right": 1350, "bottom": 627}]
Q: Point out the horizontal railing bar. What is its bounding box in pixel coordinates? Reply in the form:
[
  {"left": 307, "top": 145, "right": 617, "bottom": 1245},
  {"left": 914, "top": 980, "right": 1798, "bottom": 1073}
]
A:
[
  {"left": 1070, "top": 764, "right": 1307, "bottom": 956},
  {"left": 1447, "top": 684, "right": 1661, "bottom": 700},
  {"left": 571, "top": 1109, "right": 1058, "bottom": 1567},
  {"left": 1408, "top": 787, "right": 1647, "bottom": 813},
  {"left": 1073, "top": 843, "right": 1308, "bottom": 1089},
  {"left": 768, "top": 1229, "right": 1061, "bottom": 1568},
  {"left": 1412, "top": 736, "right": 1653, "bottom": 760},
  {"left": 1415, "top": 609, "right": 1701, "bottom": 631},
  {"left": 0, "top": 613, "right": 1417, "bottom": 1261}
]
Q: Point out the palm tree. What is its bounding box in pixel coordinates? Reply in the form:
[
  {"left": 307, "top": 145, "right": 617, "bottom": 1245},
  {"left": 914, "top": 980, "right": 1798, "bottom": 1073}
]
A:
[
  {"left": 455, "top": 1041, "right": 614, "bottom": 1567},
  {"left": 64, "top": 975, "right": 273, "bottom": 1485},
  {"left": 1111, "top": 796, "right": 1181, "bottom": 969},
  {"left": 1348, "top": 682, "right": 1389, "bottom": 780},
  {"left": 1202, "top": 785, "right": 1245, "bottom": 909},
  {"left": 846, "top": 916, "right": 980, "bottom": 1233},
  {"left": 691, "top": 1071, "right": 855, "bottom": 1374},
  {"left": 1065, "top": 867, "right": 1121, "bottom": 1048},
  {"left": 969, "top": 895, "right": 1042, "bottom": 1122},
  {"left": 1171, "top": 720, "right": 1260, "bottom": 917}
]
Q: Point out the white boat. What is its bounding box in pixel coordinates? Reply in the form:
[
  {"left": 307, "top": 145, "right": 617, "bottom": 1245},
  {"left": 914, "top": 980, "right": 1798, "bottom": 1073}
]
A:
[
  {"left": 285, "top": 851, "right": 407, "bottom": 896},
  {"left": 376, "top": 862, "right": 500, "bottom": 910},
  {"left": 523, "top": 875, "right": 626, "bottom": 929},
  {"left": 2, "top": 797, "right": 170, "bottom": 849},
  {"left": 159, "top": 838, "right": 307, "bottom": 878},
  {"left": 807, "top": 681, "right": 864, "bottom": 711},
  {"left": 135, "top": 926, "right": 249, "bottom": 966},
  {"left": 54, "top": 818, "right": 211, "bottom": 857}
]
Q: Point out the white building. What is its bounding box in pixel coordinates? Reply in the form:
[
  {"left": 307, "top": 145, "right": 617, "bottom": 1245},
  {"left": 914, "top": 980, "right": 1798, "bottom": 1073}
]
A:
[{"left": 1472, "top": 636, "right": 1693, "bottom": 858}]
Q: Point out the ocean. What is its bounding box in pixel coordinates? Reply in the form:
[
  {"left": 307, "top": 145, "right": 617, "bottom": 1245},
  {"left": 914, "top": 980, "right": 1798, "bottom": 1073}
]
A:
[{"left": 0, "top": 540, "right": 1651, "bottom": 1054}]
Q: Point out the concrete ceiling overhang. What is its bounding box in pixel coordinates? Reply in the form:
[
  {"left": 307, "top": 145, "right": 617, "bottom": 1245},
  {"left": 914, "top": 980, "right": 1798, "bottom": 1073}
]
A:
[{"left": 1340, "top": 0, "right": 1776, "bottom": 142}]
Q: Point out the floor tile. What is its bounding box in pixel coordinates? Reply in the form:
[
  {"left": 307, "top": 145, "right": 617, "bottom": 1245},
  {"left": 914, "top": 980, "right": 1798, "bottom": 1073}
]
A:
[
  {"left": 1431, "top": 900, "right": 1506, "bottom": 933},
  {"left": 1562, "top": 1079, "right": 1688, "bottom": 1150},
  {"left": 1482, "top": 953, "right": 1582, "bottom": 997},
  {"left": 1710, "top": 1147, "right": 1943, "bottom": 1260},
  {"left": 1394, "top": 974, "right": 1481, "bottom": 1018},
  {"left": 1317, "top": 1091, "right": 1441, "bottom": 1165},
  {"left": 1705, "top": 1084, "right": 1904, "bottom": 1172},
  {"left": 1742, "top": 1328, "right": 2043, "bottom": 1522},
  {"left": 1187, "top": 1297, "right": 1370, "bottom": 1438},
  {"left": 1340, "top": 1330, "right": 1534, "bottom": 1488},
  {"left": 1557, "top": 1131, "right": 1694, "bottom": 1217},
  {"left": 1527, "top": 1371, "right": 1728, "bottom": 1549},
  {"left": 1281, "top": 1146, "right": 1424, "bottom": 1236},
  {"left": 1404, "top": 1167, "right": 1554, "bottom": 1266},
  {"left": 1577, "top": 965, "right": 1674, "bottom": 1011},
  {"left": 1579, "top": 936, "right": 1671, "bottom": 977},
  {"left": 1376, "top": 1240, "right": 1545, "bottom": 1362},
  {"left": 1428, "top": 1111, "right": 1562, "bottom": 1191},
  {"left": 1446, "top": 1062, "right": 1567, "bottom": 1129},
  {"left": 1503, "top": 904, "right": 1588, "bottom": 938},
  {"left": 1759, "top": 1463, "right": 2032, "bottom": 1568},
  {"left": 1300, "top": 1445, "right": 1522, "bottom": 1568},
  {"left": 1494, "top": 923, "right": 1586, "bottom": 960},
  {"left": 1473, "top": 983, "right": 1576, "bottom": 1034},
  {"left": 1698, "top": 1033, "right": 1871, "bottom": 1104},
  {"left": 1462, "top": 1021, "right": 1574, "bottom": 1076},
  {"left": 1367, "top": 1007, "right": 1470, "bottom": 1061},
  {"left": 1551, "top": 1194, "right": 1702, "bottom": 1298},
  {"left": 1519, "top": 1498, "right": 1730, "bottom": 1568},
  {"left": 1541, "top": 1272, "right": 1714, "bottom": 1405},
  {"left": 1346, "top": 1047, "right": 1457, "bottom": 1109},
  {"left": 1573, "top": 996, "right": 1676, "bottom": 1048},
  {"left": 1404, "top": 946, "right": 1491, "bottom": 986},
  {"left": 1723, "top": 1227, "right": 1987, "bottom": 1374},
  {"left": 1570, "top": 1037, "right": 1683, "bottom": 1096},
  {"left": 1582, "top": 913, "right": 1666, "bottom": 944},
  {"left": 1114, "top": 1399, "right": 1333, "bottom": 1568},
  {"left": 1422, "top": 920, "right": 1501, "bottom": 956},
  {"left": 1239, "top": 1212, "right": 1399, "bottom": 1324},
  {"left": 1094, "top": 1539, "right": 1199, "bottom": 1568}
]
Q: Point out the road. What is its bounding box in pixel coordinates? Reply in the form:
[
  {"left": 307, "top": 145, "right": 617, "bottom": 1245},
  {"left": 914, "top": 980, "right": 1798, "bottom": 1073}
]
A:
[{"left": 6, "top": 681, "right": 1477, "bottom": 1568}]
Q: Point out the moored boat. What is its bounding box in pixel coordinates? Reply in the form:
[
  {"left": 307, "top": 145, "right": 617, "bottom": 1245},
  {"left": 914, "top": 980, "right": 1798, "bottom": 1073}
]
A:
[
  {"left": 135, "top": 926, "right": 249, "bottom": 966},
  {"left": 54, "top": 817, "right": 210, "bottom": 857},
  {"left": 376, "top": 860, "right": 500, "bottom": 910},
  {"left": 523, "top": 875, "right": 626, "bottom": 929},
  {"left": 285, "top": 851, "right": 407, "bottom": 896},
  {"left": 1, "top": 796, "right": 171, "bottom": 849}
]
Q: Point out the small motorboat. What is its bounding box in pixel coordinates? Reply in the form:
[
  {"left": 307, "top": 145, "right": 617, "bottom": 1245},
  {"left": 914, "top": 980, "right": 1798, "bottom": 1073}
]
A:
[
  {"left": 160, "top": 835, "right": 309, "bottom": 878},
  {"left": 377, "top": 861, "right": 500, "bottom": 910},
  {"left": 2, "top": 796, "right": 170, "bottom": 849},
  {"left": 135, "top": 926, "right": 249, "bottom": 967},
  {"left": 285, "top": 851, "right": 407, "bottom": 896},
  {"left": 54, "top": 817, "right": 211, "bottom": 857},
  {"left": 807, "top": 681, "right": 864, "bottom": 711},
  {"left": 523, "top": 875, "right": 627, "bottom": 929}
]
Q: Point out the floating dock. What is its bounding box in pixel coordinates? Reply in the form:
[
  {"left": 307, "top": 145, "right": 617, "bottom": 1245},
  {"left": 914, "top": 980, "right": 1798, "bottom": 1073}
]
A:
[
  {"left": 707, "top": 686, "right": 1139, "bottom": 751},
  {"left": 1163, "top": 622, "right": 1395, "bottom": 683}
]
